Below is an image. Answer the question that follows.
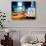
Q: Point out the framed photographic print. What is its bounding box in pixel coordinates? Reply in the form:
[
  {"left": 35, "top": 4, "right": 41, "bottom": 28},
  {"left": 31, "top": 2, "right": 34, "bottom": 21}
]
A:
[{"left": 11, "top": 1, "right": 36, "bottom": 20}]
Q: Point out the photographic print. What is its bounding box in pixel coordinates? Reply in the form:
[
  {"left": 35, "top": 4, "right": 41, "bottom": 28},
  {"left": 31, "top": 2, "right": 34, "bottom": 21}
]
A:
[{"left": 11, "top": 1, "right": 36, "bottom": 20}]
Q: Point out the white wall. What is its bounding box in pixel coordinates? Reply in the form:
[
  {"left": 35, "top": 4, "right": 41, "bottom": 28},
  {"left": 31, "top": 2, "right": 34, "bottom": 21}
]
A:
[{"left": 0, "top": 0, "right": 46, "bottom": 27}]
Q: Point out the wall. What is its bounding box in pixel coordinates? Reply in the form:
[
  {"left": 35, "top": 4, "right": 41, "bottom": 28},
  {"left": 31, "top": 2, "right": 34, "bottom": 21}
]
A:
[{"left": 0, "top": 0, "right": 46, "bottom": 27}]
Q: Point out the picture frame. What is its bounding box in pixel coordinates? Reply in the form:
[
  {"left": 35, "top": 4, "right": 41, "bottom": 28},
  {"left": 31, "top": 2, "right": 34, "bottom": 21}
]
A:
[{"left": 11, "top": 1, "right": 36, "bottom": 20}]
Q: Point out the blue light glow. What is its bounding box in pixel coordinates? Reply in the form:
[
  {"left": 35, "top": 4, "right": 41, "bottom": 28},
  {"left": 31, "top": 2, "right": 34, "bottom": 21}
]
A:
[
  {"left": 26, "top": 8, "right": 31, "bottom": 14},
  {"left": 18, "top": 2, "right": 22, "bottom": 6}
]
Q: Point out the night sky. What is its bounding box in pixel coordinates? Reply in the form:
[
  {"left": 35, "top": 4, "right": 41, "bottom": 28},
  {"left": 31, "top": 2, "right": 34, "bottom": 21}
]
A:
[{"left": 12, "top": 1, "right": 36, "bottom": 12}]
